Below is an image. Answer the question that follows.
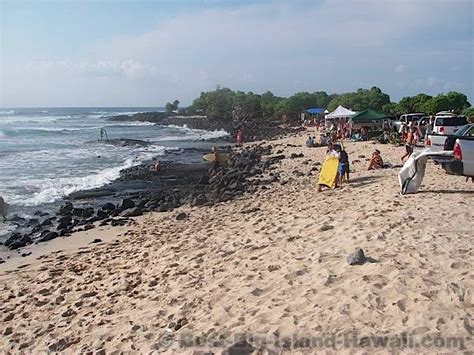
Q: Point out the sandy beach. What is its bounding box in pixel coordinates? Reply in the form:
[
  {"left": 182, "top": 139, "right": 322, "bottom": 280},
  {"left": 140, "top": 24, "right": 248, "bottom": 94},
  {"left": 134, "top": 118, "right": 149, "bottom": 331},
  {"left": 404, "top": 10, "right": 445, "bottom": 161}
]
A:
[{"left": 1, "top": 129, "right": 473, "bottom": 353}]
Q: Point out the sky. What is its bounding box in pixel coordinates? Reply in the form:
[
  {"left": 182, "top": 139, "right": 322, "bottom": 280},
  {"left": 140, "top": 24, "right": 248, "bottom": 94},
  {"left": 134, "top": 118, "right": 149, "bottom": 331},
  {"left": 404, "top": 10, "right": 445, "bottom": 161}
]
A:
[{"left": 1, "top": 0, "right": 473, "bottom": 107}]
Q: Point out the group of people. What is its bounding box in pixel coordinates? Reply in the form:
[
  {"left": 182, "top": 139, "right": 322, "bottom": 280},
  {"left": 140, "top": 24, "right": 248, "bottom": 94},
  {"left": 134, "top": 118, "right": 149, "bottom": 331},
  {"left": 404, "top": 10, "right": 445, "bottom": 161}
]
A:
[{"left": 328, "top": 119, "right": 352, "bottom": 140}]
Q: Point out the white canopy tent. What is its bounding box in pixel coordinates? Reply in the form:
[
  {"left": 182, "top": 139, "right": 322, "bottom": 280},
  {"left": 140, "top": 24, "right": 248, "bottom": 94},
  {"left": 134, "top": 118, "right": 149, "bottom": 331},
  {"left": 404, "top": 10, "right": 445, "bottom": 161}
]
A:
[{"left": 325, "top": 105, "right": 356, "bottom": 127}]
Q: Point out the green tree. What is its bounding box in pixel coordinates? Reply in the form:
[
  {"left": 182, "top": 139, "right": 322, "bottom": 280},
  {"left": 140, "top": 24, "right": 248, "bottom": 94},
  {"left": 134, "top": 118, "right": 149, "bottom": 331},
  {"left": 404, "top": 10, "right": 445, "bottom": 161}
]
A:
[
  {"left": 462, "top": 106, "right": 474, "bottom": 119},
  {"left": 165, "top": 99, "right": 180, "bottom": 113},
  {"left": 397, "top": 93, "right": 432, "bottom": 113},
  {"left": 327, "top": 87, "right": 391, "bottom": 112}
]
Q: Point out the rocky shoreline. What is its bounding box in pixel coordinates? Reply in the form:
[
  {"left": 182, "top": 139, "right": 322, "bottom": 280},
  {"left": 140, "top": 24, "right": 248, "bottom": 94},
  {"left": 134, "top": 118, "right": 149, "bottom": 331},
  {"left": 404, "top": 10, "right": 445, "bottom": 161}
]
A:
[
  {"left": 0, "top": 143, "right": 284, "bottom": 262},
  {"left": 108, "top": 111, "right": 305, "bottom": 142}
]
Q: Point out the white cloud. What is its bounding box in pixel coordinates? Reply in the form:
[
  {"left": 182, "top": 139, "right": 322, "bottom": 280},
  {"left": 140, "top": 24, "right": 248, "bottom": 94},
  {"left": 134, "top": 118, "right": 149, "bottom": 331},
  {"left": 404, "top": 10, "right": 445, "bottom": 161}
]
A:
[
  {"left": 1, "top": 0, "right": 473, "bottom": 106},
  {"left": 395, "top": 64, "right": 406, "bottom": 73}
]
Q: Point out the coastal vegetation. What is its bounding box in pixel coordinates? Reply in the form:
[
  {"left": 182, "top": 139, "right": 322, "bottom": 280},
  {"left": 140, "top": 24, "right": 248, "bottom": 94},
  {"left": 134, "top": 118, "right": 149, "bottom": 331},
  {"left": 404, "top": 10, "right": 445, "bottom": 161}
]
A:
[
  {"left": 165, "top": 99, "right": 180, "bottom": 113},
  {"left": 185, "top": 86, "right": 472, "bottom": 122}
]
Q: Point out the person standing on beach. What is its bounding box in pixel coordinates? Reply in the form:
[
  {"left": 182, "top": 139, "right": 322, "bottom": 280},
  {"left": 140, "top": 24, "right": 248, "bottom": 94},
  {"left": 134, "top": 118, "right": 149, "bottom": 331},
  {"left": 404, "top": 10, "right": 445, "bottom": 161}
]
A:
[
  {"left": 337, "top": 145, "right": 350, "bottom": 184},
  {"left": 401, "top": 126, "right": 416, "bottom": 162},
  {"left": 317, "top": 143, "right": 341, "bottom": 192},
  {"left": 236, "top": 130, "right": 242, "bottom": 147},
  {"left": 0, "top": 196, "right": 9, "bottom": 221}
]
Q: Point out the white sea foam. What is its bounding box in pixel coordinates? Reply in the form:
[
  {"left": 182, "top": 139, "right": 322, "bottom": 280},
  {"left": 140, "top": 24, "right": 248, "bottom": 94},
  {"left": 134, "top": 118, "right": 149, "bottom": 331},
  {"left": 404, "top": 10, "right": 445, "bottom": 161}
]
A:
[
  {"left": 0, "top": 110, "right": 15, "bottom": 115},
  {"left": 156, "top": 128, "right": 229, "bottom": 142},
  {"left": 5, "top": 145, "right": 167, "bottom": 207}
]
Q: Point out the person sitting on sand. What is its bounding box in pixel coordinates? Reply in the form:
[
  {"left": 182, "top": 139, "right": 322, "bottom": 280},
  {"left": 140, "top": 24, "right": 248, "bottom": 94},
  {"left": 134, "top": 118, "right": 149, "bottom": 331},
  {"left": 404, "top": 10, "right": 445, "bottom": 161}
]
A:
[
  {"left": 319, "top": 134, "right": 328, "bottom": 146},
  {"left": 368, "top": 149, "right": 384, "bottom": 170},
  {"left": 305, "top": 136, "right": 314, "bottom": 148}
]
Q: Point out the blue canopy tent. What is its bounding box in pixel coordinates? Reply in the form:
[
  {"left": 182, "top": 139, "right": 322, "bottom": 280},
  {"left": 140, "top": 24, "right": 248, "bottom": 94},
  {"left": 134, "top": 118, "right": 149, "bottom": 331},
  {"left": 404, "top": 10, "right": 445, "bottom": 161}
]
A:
[{"left": 305, "top": 108, "right": 325, "bottom": 115}]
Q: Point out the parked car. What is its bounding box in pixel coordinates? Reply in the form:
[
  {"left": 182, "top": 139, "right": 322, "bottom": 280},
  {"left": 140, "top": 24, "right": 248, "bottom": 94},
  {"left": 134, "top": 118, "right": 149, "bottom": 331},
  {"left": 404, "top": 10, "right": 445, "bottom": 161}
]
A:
[
  {"left": 426, "top": 124, "right": 474, "bottom": 152},
  {"left": 432, "top": 114, "right": 468, "bottom": 135},
  {"left": 441, "top": 136, "right": 474, "bottom": 177}
]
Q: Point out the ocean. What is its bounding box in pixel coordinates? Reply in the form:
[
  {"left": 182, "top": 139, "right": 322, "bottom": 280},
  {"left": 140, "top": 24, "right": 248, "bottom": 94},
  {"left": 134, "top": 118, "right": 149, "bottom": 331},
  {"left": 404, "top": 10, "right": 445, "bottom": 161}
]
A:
[{"left": 0, "top": 107, "right": 228, "bottom": 237}]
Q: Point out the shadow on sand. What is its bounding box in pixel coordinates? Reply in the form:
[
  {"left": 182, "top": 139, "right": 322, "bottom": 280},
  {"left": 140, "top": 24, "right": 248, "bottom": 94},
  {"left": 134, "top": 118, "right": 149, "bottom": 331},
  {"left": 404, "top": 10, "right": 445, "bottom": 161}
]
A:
[
  {"left": 349, "top": 175, "right": 381, "bottom": 188},
  {"left": 418, "top": 189, "right": 474, "bottom": 195}
]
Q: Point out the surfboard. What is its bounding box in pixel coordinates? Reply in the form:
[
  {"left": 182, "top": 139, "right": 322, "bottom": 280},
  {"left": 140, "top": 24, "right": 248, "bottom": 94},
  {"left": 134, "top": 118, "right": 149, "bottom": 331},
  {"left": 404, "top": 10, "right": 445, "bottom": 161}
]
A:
[
  {"left": 318, "top": 156, "right": 339, "bottom": 188},
  {"left": 203, "top": 153, "right": 230, "bottom": 163}
]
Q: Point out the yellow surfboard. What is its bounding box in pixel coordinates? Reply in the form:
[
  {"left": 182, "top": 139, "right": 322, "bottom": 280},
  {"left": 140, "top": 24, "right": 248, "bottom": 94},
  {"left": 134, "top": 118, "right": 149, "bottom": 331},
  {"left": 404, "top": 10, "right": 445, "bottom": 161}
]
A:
[
  {"left": 203, "top": 153, "right": 230, "bottom": 163},
  {"left": 318, "top": 156, "right": 339, "bottom": 188}
]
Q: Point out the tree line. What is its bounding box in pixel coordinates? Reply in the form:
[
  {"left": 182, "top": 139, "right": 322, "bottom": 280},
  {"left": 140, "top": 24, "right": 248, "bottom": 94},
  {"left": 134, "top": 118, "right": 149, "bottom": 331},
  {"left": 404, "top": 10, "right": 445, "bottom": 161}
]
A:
[{"left": 169, "top": 86, "right": 472, "bottom": 122}]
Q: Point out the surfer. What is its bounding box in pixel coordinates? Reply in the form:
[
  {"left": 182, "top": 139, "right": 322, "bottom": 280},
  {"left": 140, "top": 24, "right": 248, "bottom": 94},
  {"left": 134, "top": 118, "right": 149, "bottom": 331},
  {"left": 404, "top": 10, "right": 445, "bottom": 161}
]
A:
[
  {"left": 317, "top": 143, "right": 340, "bottom": 192},
  {"left": 0, "top": 196, "right": 9, "bottom": 221},
  {"left": 100, "top": 128, "right": 108, "bottom": 141}
]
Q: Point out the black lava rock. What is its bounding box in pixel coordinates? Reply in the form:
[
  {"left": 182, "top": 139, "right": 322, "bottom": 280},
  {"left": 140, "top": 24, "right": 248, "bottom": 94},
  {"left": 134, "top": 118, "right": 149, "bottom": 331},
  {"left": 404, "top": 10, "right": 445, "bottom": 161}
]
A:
[
  {"left": 120, "top": 198, "right": 136, "bottom": 210},
  {"left": 192, "top": 195, "right": 208, "bottom": 206},
  {"left": 58, "top": 202, "right": 73, "bottom": 215},
  {"left": 176, "top": 212, "right": 188, "bottom": 221},
  {"left": 102, "top": 202, "right": 116, "bottom": 211},
  {"left": 346, "top": 248, "right": 367, "bottom": 265},
  {"left": 120, "top": 207, "right": 143, "bottom": 217},
  {"left": 38, "top": 231, "right": 59, "bottom": 243}
]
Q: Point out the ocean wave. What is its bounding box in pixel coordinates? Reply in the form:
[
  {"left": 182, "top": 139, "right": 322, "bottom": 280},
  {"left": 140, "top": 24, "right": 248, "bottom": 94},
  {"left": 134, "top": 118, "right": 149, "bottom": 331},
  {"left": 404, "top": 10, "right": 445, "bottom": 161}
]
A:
[
  {"left": 14, "top": 158, "right": 137, "bottom": 206},
  {"left": 4, "top": 144, "right": 167, "bottom": 207},
  {"left": 156, "top": 128, "right": 229, "bottom": 142},
  {"left": 0, "top": 115, "right": 74, "bottom": 125},
  {"left": 0, "top": 109, "right": 15, "bottom": 115}
]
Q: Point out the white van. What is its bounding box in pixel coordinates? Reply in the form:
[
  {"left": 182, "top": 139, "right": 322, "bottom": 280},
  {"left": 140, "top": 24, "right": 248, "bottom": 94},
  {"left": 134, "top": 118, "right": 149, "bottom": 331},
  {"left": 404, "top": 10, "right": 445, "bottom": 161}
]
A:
[{"left": 394, "top": 113, "right": 425, "bottom": 130}]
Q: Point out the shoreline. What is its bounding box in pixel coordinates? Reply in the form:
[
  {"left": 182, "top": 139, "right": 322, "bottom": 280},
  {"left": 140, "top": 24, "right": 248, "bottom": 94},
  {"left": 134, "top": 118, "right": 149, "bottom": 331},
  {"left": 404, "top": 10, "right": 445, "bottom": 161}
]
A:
[
  {"left": 1, "top": 128, "right": 472, "bottom": 353},
  {"left": 0, "top": 114, "right": 305, "bottom": 253}
]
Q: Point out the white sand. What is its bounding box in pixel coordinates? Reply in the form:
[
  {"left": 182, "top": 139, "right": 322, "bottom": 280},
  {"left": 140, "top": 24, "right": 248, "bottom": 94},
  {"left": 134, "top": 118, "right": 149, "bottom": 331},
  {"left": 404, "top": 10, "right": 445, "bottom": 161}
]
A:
[{"left": 1, "top": 129, "right": 472, "bottom": 353}]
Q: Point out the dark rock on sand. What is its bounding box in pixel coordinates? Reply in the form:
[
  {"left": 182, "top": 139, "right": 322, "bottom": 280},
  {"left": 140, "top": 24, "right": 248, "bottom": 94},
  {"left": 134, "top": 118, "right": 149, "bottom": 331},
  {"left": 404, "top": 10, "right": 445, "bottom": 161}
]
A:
[
  {"left": 38, "top": 231, "right": 59, "bottom": 243},
  {"left": 4, "top": 233, "right": 32, "bottom": 250},
  {"left": 346, "top": 248, "right": 366, "bottom": 265},
  {"left": 111, "top": 218, "right": 129, "bottom": 227},
  {"left": 192, "top": 195, "right": 208, "bottom": 206},
  {"left": 120, "top": 198, "right": 135, "bottom": 210},
  {"left": 102, "top": 202, "right": 116, "bottom": 211},
  {"left": 58, "top": 229, "right": 69, "bottom": 237},
  {"left": 120, "top": 207, "right": 143, "bottom": 217},
  {"left": 223, "top": 340, "right": 256, "bottom": 355},
  {"left": 290, "top": 153, "right": 304, "bottom": 159},
  {"left": 176, "top": 212, "right": 188, "bottom": 221},
  {"left": 96, "top": 209, "right": 108, "bottom": 220},
  {"left": 90, "top": 238, "right": 102, "bottom": 244},
  {"left": 84, "top": 224, "right": 95, "bottom": 231}
]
